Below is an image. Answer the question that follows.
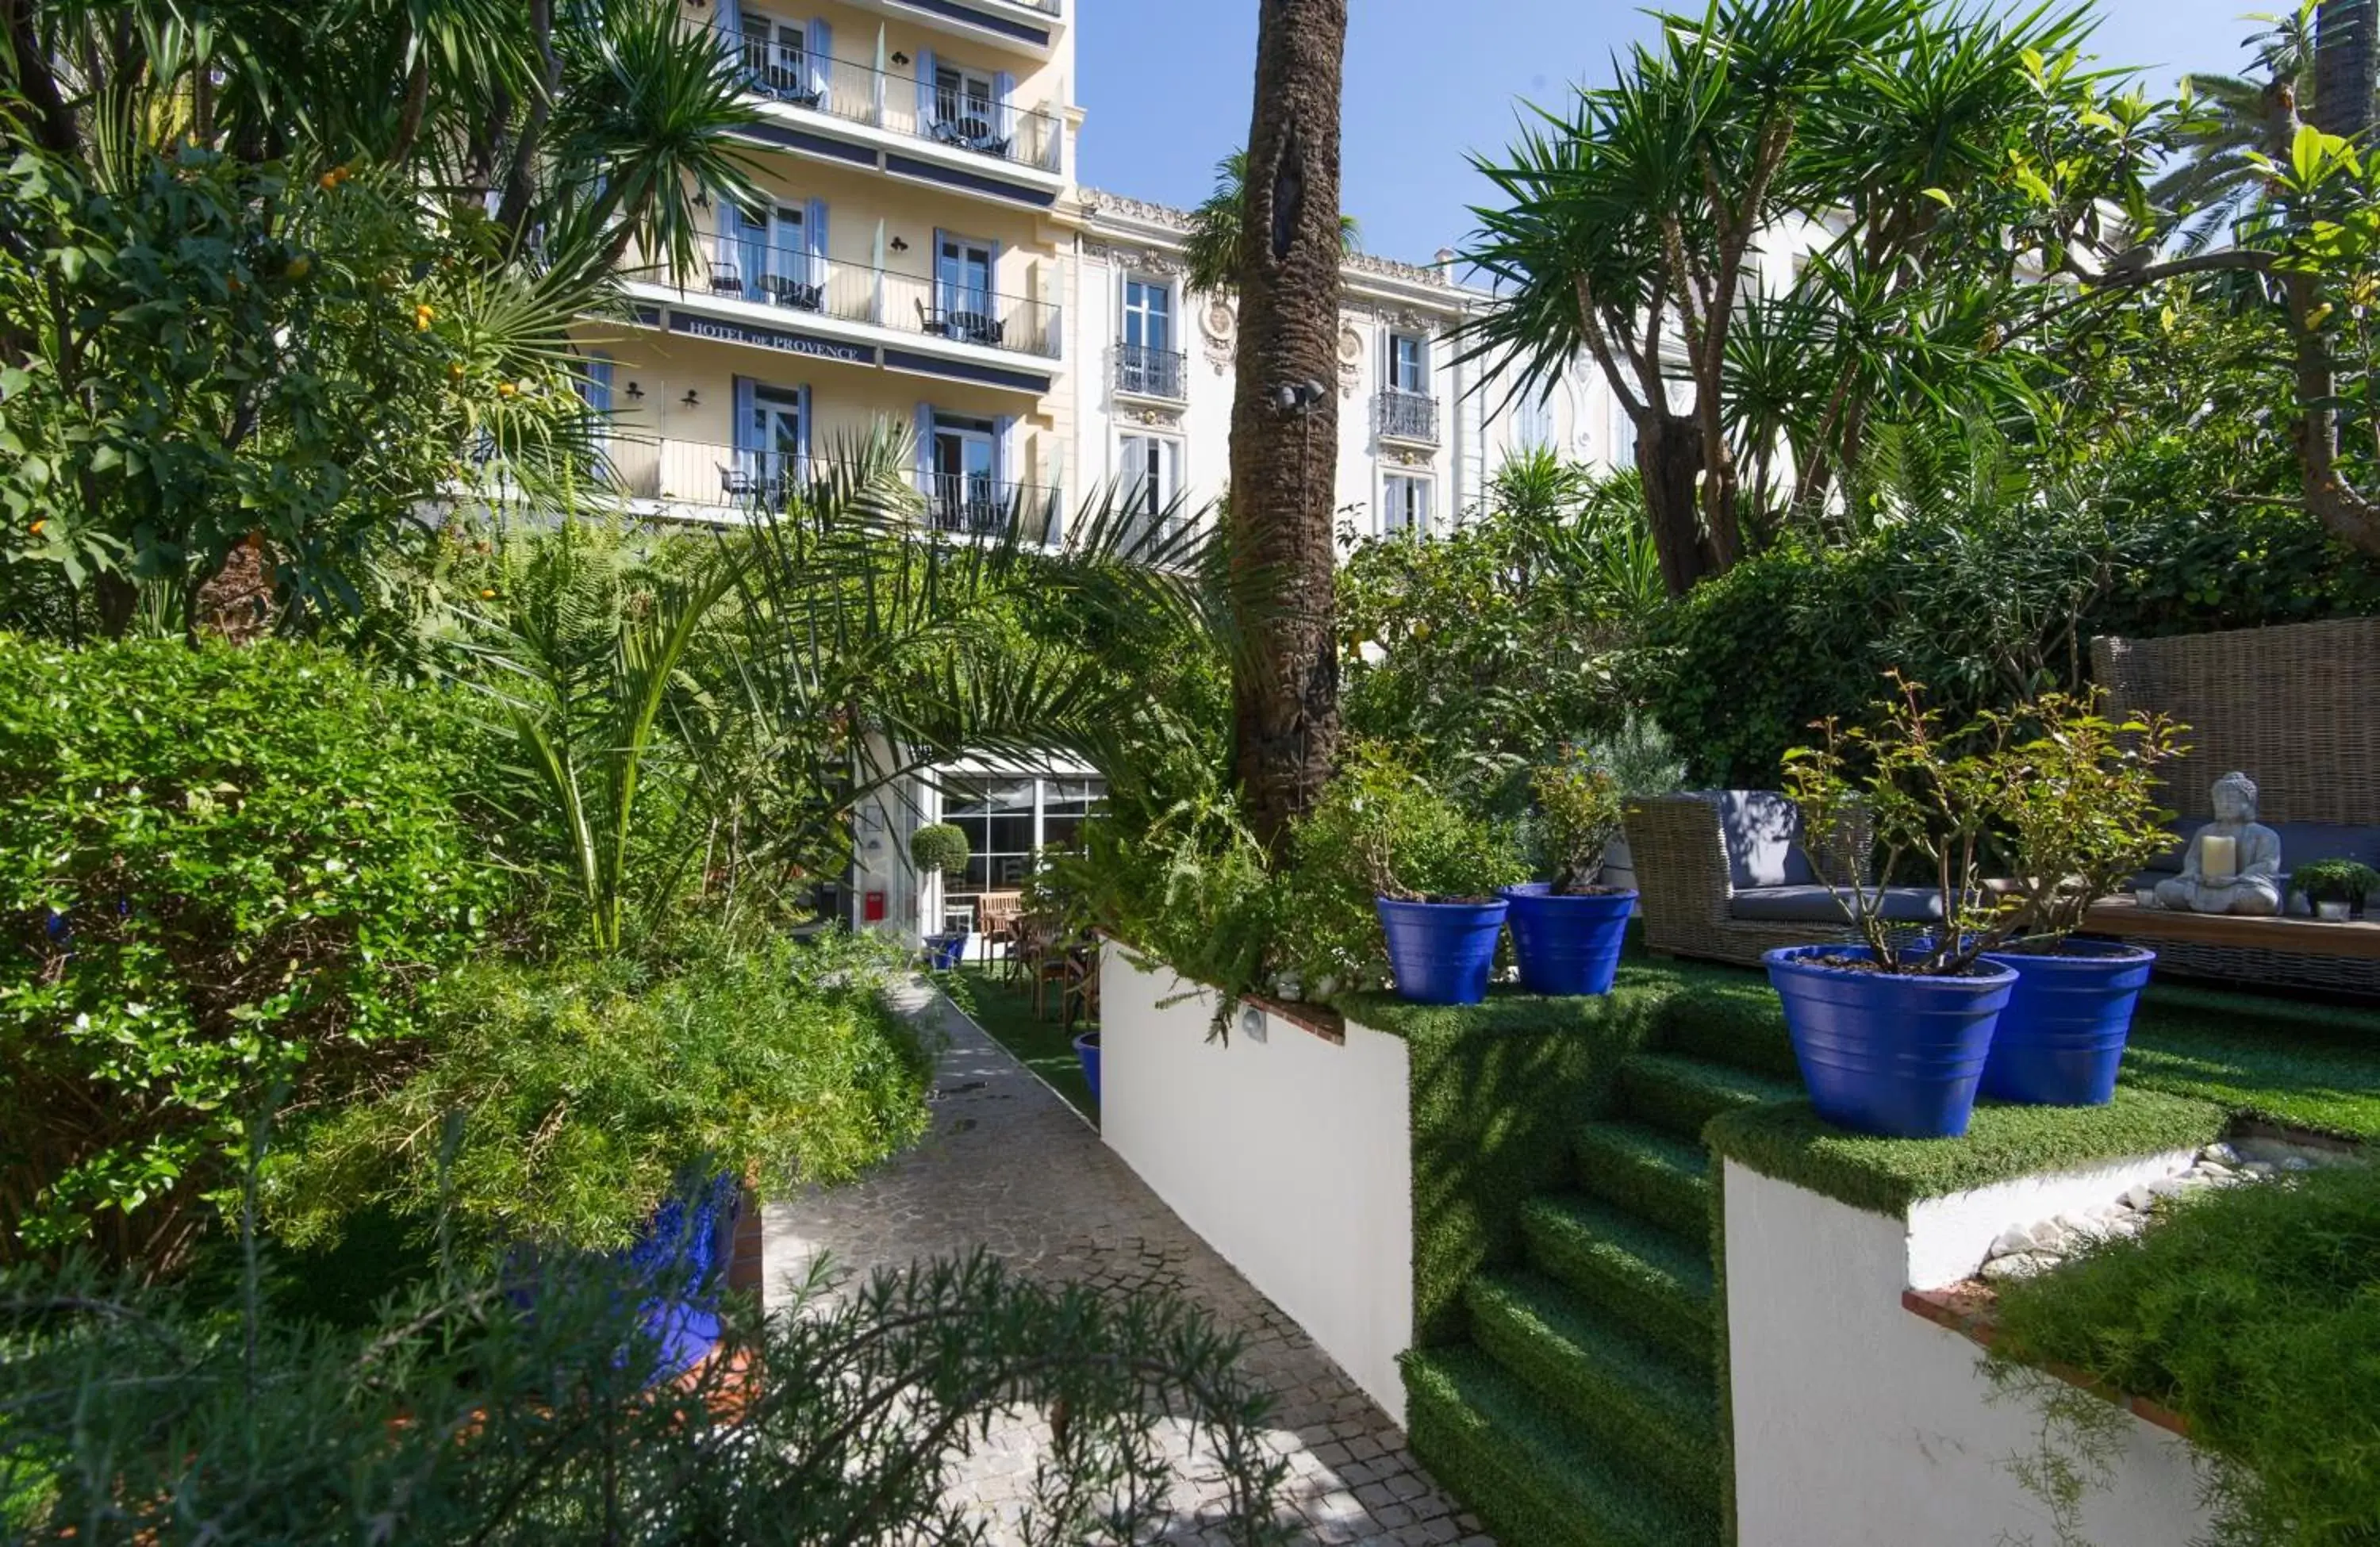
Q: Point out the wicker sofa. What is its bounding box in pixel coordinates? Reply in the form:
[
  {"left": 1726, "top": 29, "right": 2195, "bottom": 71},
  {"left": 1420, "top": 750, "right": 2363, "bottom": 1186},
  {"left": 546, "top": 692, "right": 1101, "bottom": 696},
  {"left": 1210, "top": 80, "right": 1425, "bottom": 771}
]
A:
[
  {"left": 1621, "top": 790, "right": 1942, "bottom": 968},
  {"left": 2091, "top": 615, "right": 2380, "bottom": 993}
]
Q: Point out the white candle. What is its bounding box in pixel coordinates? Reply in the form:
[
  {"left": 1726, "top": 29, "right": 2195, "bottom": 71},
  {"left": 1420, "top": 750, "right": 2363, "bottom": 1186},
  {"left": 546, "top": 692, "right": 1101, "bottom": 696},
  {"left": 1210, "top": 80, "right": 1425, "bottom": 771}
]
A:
[{"left": 2201, "top": 833, "right": 2238, "bottom": 883}]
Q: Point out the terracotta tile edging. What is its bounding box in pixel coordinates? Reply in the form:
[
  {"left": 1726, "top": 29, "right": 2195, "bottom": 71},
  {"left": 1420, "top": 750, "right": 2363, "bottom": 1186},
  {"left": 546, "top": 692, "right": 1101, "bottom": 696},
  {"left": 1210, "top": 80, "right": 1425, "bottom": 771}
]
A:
[{"left": 1902, "top": 1287, "right": 2192, "bottom": 1439}]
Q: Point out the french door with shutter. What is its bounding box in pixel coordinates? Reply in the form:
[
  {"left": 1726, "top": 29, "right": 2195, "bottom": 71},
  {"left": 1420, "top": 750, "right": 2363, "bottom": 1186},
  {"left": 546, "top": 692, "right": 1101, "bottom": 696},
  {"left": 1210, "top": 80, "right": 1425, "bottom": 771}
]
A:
[{"left": 930, "top": 413, "right": 998, "bottom": 532}]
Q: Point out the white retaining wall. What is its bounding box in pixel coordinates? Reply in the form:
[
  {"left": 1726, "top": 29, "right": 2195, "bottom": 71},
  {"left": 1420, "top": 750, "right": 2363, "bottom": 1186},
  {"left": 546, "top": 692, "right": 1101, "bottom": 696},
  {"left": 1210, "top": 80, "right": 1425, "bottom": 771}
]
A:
[
  {"left": 1099, "top": 946, "right": 1415, "bottom": 1422},
  {"left": 1726, "top": 1157, "right": 2214, "bottom": 1547}
]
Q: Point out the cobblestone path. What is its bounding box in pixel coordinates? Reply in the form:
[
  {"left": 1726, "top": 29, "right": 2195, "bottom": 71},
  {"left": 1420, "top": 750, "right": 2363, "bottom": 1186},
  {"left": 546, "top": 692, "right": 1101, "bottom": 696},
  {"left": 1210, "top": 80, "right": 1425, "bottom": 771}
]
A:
[{"left": 763, "top": 984, "right": 1490, "bottom": 1545}]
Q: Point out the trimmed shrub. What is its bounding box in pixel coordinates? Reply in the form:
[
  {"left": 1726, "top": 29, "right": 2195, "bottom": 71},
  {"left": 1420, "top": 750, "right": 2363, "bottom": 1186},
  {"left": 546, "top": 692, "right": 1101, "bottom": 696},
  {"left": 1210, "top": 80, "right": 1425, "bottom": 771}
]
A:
[
  {"left": 0, "top": 635, "right": 506, "bottom": 1269},
  {"left": 909, "top": 822, "right": 971, "bottom": 878}
]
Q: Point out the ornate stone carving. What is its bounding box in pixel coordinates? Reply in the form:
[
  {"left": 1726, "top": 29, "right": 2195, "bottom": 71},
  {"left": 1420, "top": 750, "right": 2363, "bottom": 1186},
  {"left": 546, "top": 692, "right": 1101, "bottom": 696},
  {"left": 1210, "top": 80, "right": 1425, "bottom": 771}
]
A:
[
  {"left": 1123, "top": 404, "right": 1184, "bottom": 429},
  {"left": 1345, "top": 250, "right": 1452, "bottom": 287},
  {"left": 1385, "top": 446, "right": 1434, "bottom": 468},
  {"left": 1336, "top": 324, "right": 1365, "bottom": 397},
  {"left": 1077, "top": 188, "right": 1200, "bottom": 233},
  {"left": 1200, "top": 296, "right": 1236, "bottom": 374}
]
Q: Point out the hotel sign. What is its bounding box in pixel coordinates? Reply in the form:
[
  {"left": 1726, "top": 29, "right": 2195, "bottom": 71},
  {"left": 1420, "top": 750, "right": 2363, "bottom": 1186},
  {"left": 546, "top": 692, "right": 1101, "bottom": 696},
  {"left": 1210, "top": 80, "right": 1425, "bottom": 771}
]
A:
[{"left": 668, "top": 310, "right": 875, "bottom": 365}]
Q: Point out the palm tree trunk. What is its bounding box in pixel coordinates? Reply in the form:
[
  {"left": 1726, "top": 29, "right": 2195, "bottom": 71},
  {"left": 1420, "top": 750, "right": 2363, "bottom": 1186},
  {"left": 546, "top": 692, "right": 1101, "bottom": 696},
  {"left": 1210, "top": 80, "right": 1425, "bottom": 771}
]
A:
[
  {"left": 2313, "top": 0, "right": 2376, "bottom": 138},
  {"left": 1227, "top": 0, "right": 1348, "bottom": 851},
  {"left": 1634, "top": 411, "right": 1714, "bottom": 598}
]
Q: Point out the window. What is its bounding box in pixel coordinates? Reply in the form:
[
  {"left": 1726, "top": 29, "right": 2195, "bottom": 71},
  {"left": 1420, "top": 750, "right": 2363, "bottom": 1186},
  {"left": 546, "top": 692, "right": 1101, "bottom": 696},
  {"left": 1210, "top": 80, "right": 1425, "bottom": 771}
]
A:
[
  {"left": 731, "top": 382, "right": 804, "bottom": 499},
  {"left": 1388, "top": 332, "right": 1430, "bottom": 394},
  {"left": 936, "top": 234, "right": 996, "bottom": 318},
  {"left": 737, "top": 13, "right": 811, "bottom": 102},
  {"left": 934, "top": 63, "right": 996, "bottom": 132},
  {"left": 1515, "top": 388, "right": 1554, "bottom": 450},
  {"left": 1119, "top": 433, "right": 1182, "bottom": 520},
  {"left": 928, "top": 411, "right": 998, "bottom": 531},
  {"left": 942, "top": 775, "right": 1107, "bottom": 892},
  {"left": 1384, "top": 474, "right": 1433, "bottom": 536},
  {"left": 1122, "top": 278, "right": 1171, "bottom": 352}
]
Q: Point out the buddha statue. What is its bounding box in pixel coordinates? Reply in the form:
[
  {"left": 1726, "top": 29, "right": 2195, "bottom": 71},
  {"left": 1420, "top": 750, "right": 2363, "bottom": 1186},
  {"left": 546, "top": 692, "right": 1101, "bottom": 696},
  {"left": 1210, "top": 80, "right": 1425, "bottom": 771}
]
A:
[{"left": 2152, "top": 771, "right": 2283, "bottom": 916}]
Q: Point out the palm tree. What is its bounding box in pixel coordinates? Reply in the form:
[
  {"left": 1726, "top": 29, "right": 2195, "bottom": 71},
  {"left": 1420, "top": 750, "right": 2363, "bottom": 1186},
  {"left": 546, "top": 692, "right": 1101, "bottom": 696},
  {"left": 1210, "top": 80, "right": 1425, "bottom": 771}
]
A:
[
  {"left": 1226, "top": 0, "right": 1350, "bottom": 850},
  {"left": 1180, "top": 148, "right": 1361, "bottom": 295},
  {"left": 2153, "top": 8, "right": 2317, "bottom": 251},
  {"left": 2313, "top": 0, "right": 2377, "bottom": 136}
]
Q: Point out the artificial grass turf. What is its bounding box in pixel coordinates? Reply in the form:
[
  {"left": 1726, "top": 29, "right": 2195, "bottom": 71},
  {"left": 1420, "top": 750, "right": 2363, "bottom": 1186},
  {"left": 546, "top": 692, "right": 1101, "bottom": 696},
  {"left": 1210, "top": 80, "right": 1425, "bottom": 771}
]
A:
[
  {"left": 948, "top": 965, "right": 1096, "bottom": 1120},
  {"left": 2125, "top": 982, "right": 2380, "bottom": 1144},
  {"left": 1705, "top": 1088, "right": 2230, "bottom": 1218},
  {"left": 1403, "top": 1345, "right": 1722, "bottom": 1547},
  {"left": 1574, "top": 1119, "right": 1716, "bottom": 1241}
]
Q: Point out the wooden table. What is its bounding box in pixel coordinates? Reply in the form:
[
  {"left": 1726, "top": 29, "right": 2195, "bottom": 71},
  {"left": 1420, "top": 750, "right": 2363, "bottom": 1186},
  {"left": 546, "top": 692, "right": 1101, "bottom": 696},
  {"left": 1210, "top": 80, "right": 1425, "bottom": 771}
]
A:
[{"left": 2081, "top": 896, "right": 2380, "bottom": 960}]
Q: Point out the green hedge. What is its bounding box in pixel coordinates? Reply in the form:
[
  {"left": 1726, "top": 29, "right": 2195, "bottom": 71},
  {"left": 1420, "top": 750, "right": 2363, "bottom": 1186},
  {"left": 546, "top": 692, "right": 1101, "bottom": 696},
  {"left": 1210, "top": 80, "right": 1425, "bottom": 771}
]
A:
[{"left": 0, "top": 635, "right": 506, "bottom": 1265}]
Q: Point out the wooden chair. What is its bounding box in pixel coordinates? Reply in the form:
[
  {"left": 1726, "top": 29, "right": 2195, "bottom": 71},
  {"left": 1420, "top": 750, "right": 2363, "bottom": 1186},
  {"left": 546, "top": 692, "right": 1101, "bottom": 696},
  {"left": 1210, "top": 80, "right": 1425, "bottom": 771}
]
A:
[{"left": 1061, "top": 945, "right": 1100, "bottom": 1034}]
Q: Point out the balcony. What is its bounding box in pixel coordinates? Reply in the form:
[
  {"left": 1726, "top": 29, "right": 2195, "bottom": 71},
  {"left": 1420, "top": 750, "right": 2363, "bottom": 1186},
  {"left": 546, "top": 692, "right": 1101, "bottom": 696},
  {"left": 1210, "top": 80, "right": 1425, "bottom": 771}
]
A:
[
  {"left": 603, "top": 437, "right": 1061, "bottom": 543},
  {"left": 1373, "top": 390, "right": 1440, "bottom": 445},
  {"left": 659, "top": 236, "right": 1060, "bottom": 359},
  {"left": 1110, "top": 343, "right": 1187, "bottom": 402},
  {"left": 704, "top": 23, "right": 1064, "bottom": 175}
]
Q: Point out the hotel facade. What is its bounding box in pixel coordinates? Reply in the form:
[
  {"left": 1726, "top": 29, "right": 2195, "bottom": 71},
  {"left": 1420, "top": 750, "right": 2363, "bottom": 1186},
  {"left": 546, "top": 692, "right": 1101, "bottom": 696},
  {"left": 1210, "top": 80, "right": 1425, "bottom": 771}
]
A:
[{"left": 589, "top": 0, "right": 1635, "bottom": 939}]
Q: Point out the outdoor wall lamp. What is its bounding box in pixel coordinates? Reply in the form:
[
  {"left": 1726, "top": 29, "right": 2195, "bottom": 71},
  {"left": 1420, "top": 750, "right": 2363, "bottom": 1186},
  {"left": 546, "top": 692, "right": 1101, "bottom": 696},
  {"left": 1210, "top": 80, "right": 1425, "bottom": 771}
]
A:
[
  {"left": 681, "top": 389, "right": 701, "bottom": 409},
  {"left": 889, "top": 236, "right": 910, "bottom": 252},
  {"left": 1273, "top": 379, "right": 1328, "bottom": 414},
  {"left": 624, "top": 381, "right": 646, "bottom": 401},
  {"left": 892, "top": 50, "right": 910, "bottom": 64}
]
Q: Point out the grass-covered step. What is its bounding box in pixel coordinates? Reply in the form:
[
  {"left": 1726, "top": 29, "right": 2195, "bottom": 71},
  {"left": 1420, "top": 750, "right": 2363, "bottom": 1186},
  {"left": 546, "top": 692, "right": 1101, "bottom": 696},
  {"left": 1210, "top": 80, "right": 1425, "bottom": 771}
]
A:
[
  {"left": 1574, "top": 1118, "right": 1715, "bottom": 1240},
  {"left": 1651, "top": 985, "right": 1802, "bottom": 1082},
  {"left": 1465, "top": 1269, "right": 1722, "bottom": 1507},
  {"left": 1520, "top": 1193, "right": 1714, "bottom": 1365},
  {"left": 1404, "top": 1345, "right": 1722, "bottom": 1547},
  {"left": 1618, "top": 1052, "right": 1803, "bottom": 1142}
]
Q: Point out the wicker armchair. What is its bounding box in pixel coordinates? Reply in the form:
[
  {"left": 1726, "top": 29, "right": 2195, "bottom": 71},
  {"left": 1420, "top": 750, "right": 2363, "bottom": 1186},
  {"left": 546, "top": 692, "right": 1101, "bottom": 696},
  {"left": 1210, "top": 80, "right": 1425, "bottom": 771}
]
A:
[{"left": 1622, "top": 793, "right": 1887, "bottom": 968}]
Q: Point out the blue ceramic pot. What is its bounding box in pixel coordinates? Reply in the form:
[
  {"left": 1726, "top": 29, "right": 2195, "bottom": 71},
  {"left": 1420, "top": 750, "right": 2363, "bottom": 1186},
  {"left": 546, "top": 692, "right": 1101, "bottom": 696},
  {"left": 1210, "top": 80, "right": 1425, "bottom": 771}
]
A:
[
  {"left": 620, "top": 1173, "right": 740, "bottom": 1378},
  {"left": 1500, "top": 884, "right": 1637, "bottom": 996},
  {"left": 1073, "top": 1029, "right": 1102, "bottom": 1105},
  {"left": 1977, "top": 942, "right": 2155, "bottom": 1106},
  {"left": 1764, "top": 945, "right": 2016, "bottom": 1139},
  {"left": 1378, "top": 896, "right": 1509, "bottom": 1005},
  {"left": 923, "top": 931, "right": 968, "bottom": 970}
]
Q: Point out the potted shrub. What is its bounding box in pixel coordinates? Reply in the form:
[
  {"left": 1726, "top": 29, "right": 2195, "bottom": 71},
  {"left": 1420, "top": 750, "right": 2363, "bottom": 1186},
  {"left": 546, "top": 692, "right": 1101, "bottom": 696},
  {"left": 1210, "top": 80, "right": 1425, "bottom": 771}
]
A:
[
  {"left": 912, "top": 823, "right": 972, "bottom": 969},
  {"left": 1775, "top": 676, "right": 2024, "bottom": 1138},
  {"left": 1977, "top": 690, "right": 2186, "bottom": 1106},
  {"left": 2294, "top": 858, "right": 2379, "bottom": 921},
  {"left": 1501, "top": 750, "right": 1638, "bottom": 996},
  {"left": 1290, "top": 743, "right": 1526, "bottom": 1005}
]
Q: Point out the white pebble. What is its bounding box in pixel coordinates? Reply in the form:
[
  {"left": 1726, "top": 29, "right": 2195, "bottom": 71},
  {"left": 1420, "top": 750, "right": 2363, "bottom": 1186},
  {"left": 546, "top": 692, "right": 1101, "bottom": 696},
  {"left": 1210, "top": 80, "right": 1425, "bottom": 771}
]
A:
[{"left": 1982, "top": 1252, "right": 2058, "bottom": 1283}]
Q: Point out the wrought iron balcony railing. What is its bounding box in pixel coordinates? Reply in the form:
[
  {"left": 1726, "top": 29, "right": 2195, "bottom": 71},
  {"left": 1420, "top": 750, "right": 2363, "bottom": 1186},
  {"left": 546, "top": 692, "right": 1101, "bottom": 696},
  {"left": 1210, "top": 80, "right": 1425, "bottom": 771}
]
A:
[
  {"left": 700, "top": 22, "right": 1065, "bottom": 174},
  {"left": 1373, "top": 389, "right": 1440, "bottom": 444},
  {"left": 1110, "top": 343, "right": 1186, "bottom": 401},
  {"left": 600, "top": 437, "right": 1062, "bottom": 543},
  {"left": 665, "top": 236, "right": 1061, "bottom": 359}
]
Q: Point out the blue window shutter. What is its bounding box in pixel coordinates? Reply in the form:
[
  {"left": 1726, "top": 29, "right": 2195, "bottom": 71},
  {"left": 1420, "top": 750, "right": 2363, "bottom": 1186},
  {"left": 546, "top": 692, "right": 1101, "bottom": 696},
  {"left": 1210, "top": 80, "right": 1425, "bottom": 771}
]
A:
[
  {"left": 716, "top": 0, "right": 740, "bottom": 60},
  {"left": 993, "top": 415, "right": 1014, "bottom": 491},
  {"left": 807, "top": 197, "right": 828, "bottom": 286},
  {"left": 797, "top": 385, "right": 813, "bottom": 484},
  {"left": 916, "top": 49, "right": 936, "bottom": 129},
  {"left": 993, "top": 71, "right": 1015, "bottom": 141},
  {"left": 738, "top": 207, "right": 766, "bottom": 301},
  {"left": 733, "top": 377, "right": 758, "bottom": 455},
  {"left": 808, "top": 18, "right": 831, "bottom": 97},
  {"left": 913, "top": 402, "right": 935, "bottom": 495},
  {"left": 712, "top": 194, "right": 736, "bottom": 281},
  {"left": 579, "top": 354, "right": 614, "bottom": 414}
]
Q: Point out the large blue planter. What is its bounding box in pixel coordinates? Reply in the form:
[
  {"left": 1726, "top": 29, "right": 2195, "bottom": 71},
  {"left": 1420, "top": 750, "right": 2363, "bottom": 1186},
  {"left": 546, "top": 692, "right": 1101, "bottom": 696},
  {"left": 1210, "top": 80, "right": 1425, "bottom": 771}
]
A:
[
  {"left": 620, "top": 1173, "right": 739, "bottom": 1378},
  {"left": 923, "top": 931, "right": 968, "bottom": 970},
  {"left": 1378, "top": 896, "right": 1509, "bottom": 1005},
  {"left": 1073, "top": 1029, "right": 1101, "bottom": 1105},
  {"left": 1764, "top": 946, "right": 2017, "bottom": 1139},
  {"left": 1977, "top": 942, "right": 2155, "bottom": 1106},
  {"left": 1500, "top": 884, "right": 1637, "bottom": 996}
]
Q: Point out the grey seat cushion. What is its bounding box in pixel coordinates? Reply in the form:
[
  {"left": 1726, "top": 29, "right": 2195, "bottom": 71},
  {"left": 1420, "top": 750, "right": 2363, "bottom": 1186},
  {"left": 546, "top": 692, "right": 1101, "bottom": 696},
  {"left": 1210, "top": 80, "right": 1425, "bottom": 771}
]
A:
[
  {"left": 1729, "top": 885, "right": 1944, "bottom": 924},
  {"left": 1710, "top": 790, "right": 1819, "bottom": 889}
]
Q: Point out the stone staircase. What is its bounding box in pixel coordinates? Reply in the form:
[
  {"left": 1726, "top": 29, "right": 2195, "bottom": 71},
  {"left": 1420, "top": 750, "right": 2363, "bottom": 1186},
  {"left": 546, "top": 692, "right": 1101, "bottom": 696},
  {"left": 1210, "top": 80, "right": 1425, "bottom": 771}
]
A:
[{"left": 1405, "top": 1038, "right": 1801, "bottom": 1546}]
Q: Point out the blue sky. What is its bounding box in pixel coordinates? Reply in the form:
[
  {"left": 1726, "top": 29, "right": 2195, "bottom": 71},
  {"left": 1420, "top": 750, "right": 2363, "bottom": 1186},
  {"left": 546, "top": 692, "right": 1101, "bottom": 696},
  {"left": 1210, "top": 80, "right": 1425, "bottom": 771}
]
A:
[{"left": 1075, "top": 1, "right": 2281, "bottom": 268}]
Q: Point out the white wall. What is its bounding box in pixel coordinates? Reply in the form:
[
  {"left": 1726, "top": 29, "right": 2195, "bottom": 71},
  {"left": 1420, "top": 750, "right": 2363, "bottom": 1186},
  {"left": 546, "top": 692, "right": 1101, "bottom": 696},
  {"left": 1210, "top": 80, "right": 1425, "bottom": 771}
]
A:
[
  {"left": 1100, "top": 946, "right": 1415, "bottom": 1422},
  {"left": 1726, "top": 1159, "right": 2213, "bottom": 1547}
]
